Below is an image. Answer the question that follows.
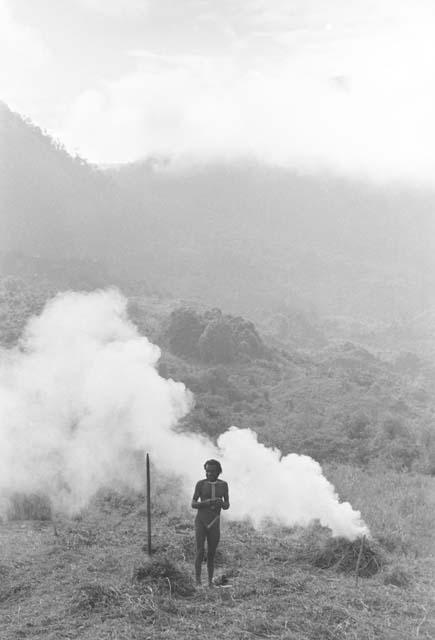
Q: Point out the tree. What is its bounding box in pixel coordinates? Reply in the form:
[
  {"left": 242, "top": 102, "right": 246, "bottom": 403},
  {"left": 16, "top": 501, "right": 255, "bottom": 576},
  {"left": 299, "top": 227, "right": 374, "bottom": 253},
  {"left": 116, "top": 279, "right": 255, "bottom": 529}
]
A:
[
  {"left": 165, "top": 307, "right": 205, "bottom": 358},
  {"left": 198, "top": 320, "right": 235, "bottom": 364},
  {"left": 228, "top": 316, "right": 268, "bottom": 359}
]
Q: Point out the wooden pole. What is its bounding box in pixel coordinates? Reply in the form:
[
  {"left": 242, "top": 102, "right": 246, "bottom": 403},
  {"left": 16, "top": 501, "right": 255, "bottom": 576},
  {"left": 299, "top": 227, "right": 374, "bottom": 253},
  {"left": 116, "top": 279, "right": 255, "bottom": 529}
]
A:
[
  {"left": 146, "top": 453, "right": 152, "bottom": 556},
  {"left": 355, "top": 535, "right": 366, "bottom": 585}
]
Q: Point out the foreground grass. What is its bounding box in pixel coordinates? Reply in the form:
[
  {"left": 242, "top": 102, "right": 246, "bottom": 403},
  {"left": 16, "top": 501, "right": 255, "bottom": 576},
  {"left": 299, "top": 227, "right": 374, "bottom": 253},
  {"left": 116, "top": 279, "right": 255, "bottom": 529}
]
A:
[{"left": 0, "top": 467, "right": 434, "bottom": 640}]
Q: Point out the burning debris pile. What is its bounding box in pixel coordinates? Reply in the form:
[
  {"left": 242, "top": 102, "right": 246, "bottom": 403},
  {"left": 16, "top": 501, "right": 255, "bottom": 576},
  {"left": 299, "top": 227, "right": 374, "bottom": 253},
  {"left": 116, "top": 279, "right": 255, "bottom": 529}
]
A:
[
  {"left": 307, "top": 536, "right": 383, "bottom": 577},
  {"left": 133, "top": 557, "right": 195, "bottom": 597}
]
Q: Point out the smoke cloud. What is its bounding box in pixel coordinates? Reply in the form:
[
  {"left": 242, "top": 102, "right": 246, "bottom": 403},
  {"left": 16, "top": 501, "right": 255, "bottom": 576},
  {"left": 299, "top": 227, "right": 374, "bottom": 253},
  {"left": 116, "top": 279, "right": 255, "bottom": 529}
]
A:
[{"left": 0, "top": 289, "right": 367, "bottom": 539}]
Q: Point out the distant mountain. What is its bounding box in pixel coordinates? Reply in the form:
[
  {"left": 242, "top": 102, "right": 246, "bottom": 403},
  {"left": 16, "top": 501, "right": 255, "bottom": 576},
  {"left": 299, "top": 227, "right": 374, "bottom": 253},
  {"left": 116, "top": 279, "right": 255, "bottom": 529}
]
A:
[
  {"left": 109, "top": 159, "right": 435, "bottom": 323},
  {"left": 2, "top": 101, "right": 435, "bottom": 327},
  {"left": 0, "top": 102, "right": 141, "bottom": 284}
]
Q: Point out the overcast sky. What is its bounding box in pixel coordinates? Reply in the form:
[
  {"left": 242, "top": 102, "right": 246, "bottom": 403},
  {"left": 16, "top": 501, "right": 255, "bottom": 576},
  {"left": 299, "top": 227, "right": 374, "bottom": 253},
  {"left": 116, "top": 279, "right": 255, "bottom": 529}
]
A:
[{"left": 1, "top": 0, "right": 434, "bottom": 184}]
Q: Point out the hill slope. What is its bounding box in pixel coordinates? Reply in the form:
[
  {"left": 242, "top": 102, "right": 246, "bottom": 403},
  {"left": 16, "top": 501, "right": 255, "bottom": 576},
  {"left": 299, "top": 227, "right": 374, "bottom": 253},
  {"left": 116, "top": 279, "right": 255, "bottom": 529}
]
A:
[
  {"left": 109, "top": 159, "right": 435, "bottom": 323},
  {"left": 0, "top": 103, "right": 140, "bottom": 285},
  {"left": 3, "top": 102, "right": 435, "bottom": 328},
  {"left": 0, "top": 470, "right": 433, "bottom": 640}
]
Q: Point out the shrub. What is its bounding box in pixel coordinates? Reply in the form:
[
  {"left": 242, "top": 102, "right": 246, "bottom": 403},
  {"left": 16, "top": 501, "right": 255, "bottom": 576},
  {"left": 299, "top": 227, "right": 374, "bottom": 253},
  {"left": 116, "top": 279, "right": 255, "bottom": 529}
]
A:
[
  {"left": 7, "top": 492, "right": 52, "bottom": 521},
  {"left": 165, "top": 307, "right": 205, "bottom": 358},
  {"left": 199, "top": 320, "right": 235, "bottom": 364},
  {"left": 164, "top": 305, "right": 268, "bottom": 364},
  {"left": 188, "top": 395, "right": 230, "bottom": 438}
]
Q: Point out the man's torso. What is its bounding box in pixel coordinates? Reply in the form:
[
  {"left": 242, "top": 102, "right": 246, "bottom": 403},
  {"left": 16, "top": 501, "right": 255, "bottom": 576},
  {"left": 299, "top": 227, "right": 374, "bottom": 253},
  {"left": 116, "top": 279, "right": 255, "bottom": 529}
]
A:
[{"left": 194, "top": 479, "right": 227, "bottom": 525}]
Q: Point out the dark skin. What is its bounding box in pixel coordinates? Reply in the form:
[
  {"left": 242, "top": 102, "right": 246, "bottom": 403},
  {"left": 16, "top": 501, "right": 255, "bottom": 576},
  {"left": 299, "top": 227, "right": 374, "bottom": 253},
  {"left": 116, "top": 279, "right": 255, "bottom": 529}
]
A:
[
  {"left": 191, "top": 463, "right": 230, "bottom": 586},
  {"left": 191, "top": 464, "right": 225, "bottom": 509}
]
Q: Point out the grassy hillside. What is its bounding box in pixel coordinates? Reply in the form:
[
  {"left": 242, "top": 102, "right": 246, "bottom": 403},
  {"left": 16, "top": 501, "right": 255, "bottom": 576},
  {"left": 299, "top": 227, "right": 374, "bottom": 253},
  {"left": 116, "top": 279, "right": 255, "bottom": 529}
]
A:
[
  {"left": 1, "top": 277, "right": 434, "bottom": 474},
  {"left": 128, "top": 300, "right": 435, "bottom": 474},
  {"left": 1, "top": 100, "right": 434, "bottom": 640},
  {"left": 0, "top": 467, "right": 433, "bottom": 639}
]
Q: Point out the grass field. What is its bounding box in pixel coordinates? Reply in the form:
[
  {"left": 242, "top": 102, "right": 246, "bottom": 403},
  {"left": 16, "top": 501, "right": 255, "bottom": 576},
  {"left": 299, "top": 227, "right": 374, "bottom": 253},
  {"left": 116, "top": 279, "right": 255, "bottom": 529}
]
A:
[{"left": 0, "top": 466, "right": 434, "bottom": 640}]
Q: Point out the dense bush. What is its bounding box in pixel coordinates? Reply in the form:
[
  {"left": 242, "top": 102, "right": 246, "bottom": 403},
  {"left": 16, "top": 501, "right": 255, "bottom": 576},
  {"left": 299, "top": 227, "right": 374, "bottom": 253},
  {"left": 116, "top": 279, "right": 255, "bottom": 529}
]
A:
[
  {"left": 164, "top": 307, "right": 205, "bottom": 358},
  {"left": 188, "top": 393, "right": 231, "bottom": 438},
  {"left": 165, "top": 305, "right": 269, "bottom": 364},
  {"left": 1, "top": 281, "right": 432, "bottom": 474},
  {"left": 198, "top": 319, "right": 235, "bottom": 363}
]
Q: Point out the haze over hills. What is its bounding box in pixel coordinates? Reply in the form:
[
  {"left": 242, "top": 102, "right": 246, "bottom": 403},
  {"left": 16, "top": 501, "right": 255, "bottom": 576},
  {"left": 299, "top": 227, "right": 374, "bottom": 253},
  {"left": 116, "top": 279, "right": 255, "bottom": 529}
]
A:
[
  {"left": 1, "top": 4, "right": 435, "bottom": 637},
  {"left": 2, "top": 101, "right": 435, "bottom": 333},
  {"left": 110, "top": 159, "right": 435, "bottom": 325}
]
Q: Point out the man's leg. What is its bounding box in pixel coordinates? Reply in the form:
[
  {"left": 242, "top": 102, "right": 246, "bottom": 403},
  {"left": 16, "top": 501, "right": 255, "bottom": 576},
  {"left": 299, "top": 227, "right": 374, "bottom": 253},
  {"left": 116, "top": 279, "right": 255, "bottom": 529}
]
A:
[
  {"left": 195, "top": 520, "right": 206, "bottom": 585},
  {"left": 206, "top": 524, "right": 220, "bottom": 586}
]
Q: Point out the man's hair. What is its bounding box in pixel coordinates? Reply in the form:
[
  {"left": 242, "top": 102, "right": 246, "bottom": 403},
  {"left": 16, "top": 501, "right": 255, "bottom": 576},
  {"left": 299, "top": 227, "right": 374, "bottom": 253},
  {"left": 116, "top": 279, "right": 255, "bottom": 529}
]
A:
[{"left": 204, "top": 459, "right": 222, "bottom": 475}]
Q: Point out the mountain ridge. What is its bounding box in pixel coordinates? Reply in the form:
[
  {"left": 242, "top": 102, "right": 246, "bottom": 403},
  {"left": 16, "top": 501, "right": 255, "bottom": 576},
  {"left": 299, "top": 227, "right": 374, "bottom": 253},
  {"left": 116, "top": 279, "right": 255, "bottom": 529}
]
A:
[{"left": 2, "top": 101, "right": 435, "bottom": 326}]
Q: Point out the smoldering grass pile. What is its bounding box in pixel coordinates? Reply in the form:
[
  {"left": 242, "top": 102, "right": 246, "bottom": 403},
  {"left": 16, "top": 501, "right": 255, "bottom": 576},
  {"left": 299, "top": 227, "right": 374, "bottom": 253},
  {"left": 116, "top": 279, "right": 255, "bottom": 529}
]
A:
[
  {"left": 133, "top": 556, "right": 196, "bottom": 597},
  {"left": 311, "top": 536, "right": 383, "bottom": 577}
]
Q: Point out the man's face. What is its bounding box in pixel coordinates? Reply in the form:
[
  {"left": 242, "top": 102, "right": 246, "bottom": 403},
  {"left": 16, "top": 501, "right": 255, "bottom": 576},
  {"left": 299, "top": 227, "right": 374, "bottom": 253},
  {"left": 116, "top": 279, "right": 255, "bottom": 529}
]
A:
[{"left": 205, "top": 464, "right": 219, "bottom": 482}]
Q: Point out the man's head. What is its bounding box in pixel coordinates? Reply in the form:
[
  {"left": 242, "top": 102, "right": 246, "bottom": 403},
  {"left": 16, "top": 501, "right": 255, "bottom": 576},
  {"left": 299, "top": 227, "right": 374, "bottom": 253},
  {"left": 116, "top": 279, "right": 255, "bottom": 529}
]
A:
[{"left": 204, "top": 459, "right": 222, "bottom": 481}]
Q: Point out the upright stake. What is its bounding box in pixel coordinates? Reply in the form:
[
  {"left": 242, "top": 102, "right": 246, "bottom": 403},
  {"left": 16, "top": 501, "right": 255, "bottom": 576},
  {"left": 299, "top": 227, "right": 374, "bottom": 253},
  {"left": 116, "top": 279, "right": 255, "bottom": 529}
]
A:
[
  {"left": 146, "top": 453, "right": 152, "bottom": 556},
  {"left": 355, "top": 534, "right": 366, "bottom": 585}
]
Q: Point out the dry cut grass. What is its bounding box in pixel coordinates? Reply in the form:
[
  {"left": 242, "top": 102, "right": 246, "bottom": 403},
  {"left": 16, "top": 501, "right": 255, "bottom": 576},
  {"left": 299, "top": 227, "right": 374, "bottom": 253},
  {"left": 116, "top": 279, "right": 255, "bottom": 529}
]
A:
[{"left": 0, "top": 467, "right": 433, "bottom": 639}]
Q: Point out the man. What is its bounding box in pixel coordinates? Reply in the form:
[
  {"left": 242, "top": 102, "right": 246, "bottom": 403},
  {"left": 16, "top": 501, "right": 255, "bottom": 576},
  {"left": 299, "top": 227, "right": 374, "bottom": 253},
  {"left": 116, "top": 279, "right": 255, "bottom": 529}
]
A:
[{"left": 191, "top": 459, "right": 229, "bottom": 587}]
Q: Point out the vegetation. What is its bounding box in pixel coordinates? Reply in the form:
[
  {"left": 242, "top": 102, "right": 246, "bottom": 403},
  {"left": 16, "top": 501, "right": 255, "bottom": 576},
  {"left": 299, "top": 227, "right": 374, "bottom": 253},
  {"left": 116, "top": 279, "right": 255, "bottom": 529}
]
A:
[
  {"left": 1, "top": 101, "right": 435, "bottom": 638},
  {"left": 156, "top": 304, "right": 435, "bottom": 473},
  {"left": 4, "top": 101, "right": 435, "bottom": 328},
  {"left": 7, "top": 492, "right": 52, "bottom": 521},
  {"left": 0, "top": 469, "right": 433, "bottom": 639},
  {"left": 163, "top": 306, "right": 269, "bottom": 364},
  {"left": 0, "top": 275, "right": 51, "bottom": 344},
  {"left": 1, "top": 281, "right": 435, "bottom": 473}
]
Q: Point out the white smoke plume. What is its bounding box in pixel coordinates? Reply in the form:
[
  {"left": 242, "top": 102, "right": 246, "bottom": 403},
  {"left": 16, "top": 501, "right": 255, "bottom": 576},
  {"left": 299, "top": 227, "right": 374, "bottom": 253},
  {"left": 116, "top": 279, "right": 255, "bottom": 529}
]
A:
[{"left": 0, "top": 289, "right": 368, "bottom": 539}]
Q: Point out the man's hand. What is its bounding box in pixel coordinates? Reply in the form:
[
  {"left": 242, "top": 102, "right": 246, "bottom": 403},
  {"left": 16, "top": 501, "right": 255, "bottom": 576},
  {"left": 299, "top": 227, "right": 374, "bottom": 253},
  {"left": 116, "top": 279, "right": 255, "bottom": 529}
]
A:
[
  {"left": 210, "top": 498, "right": 223, "bottom": 507},
  {"left": 193, "top": 497, "right": 224, "bottom": 509}
]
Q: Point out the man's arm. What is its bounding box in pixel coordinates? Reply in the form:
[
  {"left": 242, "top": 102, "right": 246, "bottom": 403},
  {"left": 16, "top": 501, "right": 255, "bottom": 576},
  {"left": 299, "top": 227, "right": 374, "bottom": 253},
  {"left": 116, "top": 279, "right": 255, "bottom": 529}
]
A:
[
  {"left": 203, "top": 482, "right": 229, "bottom": 510},
  {"left": 221, "top": 482, "right": 230, "bottom": 510},
  {"left": 191, "top": 481, "right": 212, "bottom": 509}
]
